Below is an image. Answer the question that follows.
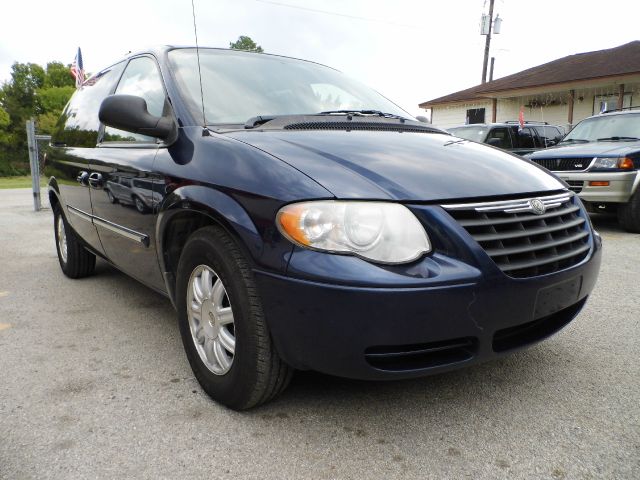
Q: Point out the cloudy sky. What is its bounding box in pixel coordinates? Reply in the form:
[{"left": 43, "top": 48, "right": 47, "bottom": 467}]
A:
[{"left": 2, "top": 0, "right": 638, "bottom": 117}]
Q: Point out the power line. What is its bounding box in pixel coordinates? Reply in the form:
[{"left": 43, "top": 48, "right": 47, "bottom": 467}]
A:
[{"left": 253, "top": 0, "right": 423, "bottom": 30}]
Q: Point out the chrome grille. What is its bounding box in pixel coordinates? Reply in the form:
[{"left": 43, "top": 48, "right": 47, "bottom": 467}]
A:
[
  {"left": 530, "top": 157, "right": 593, "bottom": 171},
  {"left": 442, "top": 193, "right": 591, "bottom": 278}
]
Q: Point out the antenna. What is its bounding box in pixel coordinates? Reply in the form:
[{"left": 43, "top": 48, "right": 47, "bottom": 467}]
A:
[{"left": 191, "top": 0, "right": 206, "bottom": 128}]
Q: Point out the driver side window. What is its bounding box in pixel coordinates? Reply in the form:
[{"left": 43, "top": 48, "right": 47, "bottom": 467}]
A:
[{"left": 103, "top": 56, "right": 166, "bottom": 143}]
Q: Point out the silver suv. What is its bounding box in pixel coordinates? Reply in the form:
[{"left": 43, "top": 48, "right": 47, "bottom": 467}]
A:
[{"left": 527, "top": 110, "right": 640, "bottom": 232}]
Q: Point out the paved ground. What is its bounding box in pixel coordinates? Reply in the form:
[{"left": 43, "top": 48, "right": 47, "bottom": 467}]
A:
[{"left": 0, "top": 188, "right": 638, "bottom": 480}]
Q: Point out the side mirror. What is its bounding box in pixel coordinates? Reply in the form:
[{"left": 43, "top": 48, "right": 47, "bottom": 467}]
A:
[
  {"left": 486, "top": 138, "right": 503, "bottom": 147},
  {"left": 99, "top": 94, "right": 176, "bottom": 142},
  {"left": 415, "top": 115, "right": 429, "bottom": 123}
]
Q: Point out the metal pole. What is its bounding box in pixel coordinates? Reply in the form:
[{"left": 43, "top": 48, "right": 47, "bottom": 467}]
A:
[
  {"left": 26, "top": 119, "right": 41, "bottom": 211},
  {"left": 617, "top": 84, "right": 625, "bottom": 111},
  {"left": 481, "top": 0, "right": 495, "bottom": 84},
  {"left": 567, "top": 90, "right": 575, "bottom": 131},
  {"left": 489, "top": 57, "right": 495, "bottom": 82}
]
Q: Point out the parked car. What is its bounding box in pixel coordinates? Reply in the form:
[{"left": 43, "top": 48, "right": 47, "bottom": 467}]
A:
[
  {"left": 448, "top": 122, "right": 565, "bottom": 156},
  {"left": 105, "top": 174, "right": 161, "bottom": 213},
  {"left": 527, "top": 110, "right": 640, "bottom": 232},
  {"left": 47, "top": 47, "right": 601, "bottom": 410}
]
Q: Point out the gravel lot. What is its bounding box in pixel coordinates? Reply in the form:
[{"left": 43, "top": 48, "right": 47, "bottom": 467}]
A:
[{"left": 0, "top": 188, "right": 638, "bottom": 479}]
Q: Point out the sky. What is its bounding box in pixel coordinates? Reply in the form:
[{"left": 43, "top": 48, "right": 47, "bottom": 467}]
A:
[{"left": 1, "top": 0, "right": 639, "bottom": 117}]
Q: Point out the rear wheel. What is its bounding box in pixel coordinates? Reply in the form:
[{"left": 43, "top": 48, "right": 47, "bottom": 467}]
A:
[
  {"left": 617, "top": 190, "right": 640, "bottom": 233},
  {"left": 54, "top": 205, "right": 96, "bottom": 278},
  {"left": 175, "top": 226, "right": 292, "bottom": 410}
]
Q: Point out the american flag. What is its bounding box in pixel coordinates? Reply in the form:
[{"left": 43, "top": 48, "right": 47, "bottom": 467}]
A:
[
  {"left": 518, "top": 106, "right": 525, "bottom": 131},
  {"left": 70, "top": 47, "right": 85, "bottom": 88}
]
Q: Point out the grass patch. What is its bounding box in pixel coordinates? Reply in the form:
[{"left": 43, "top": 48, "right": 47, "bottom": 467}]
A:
[{"left": 0, "top": 175, "right": 47, "bottom": 189}]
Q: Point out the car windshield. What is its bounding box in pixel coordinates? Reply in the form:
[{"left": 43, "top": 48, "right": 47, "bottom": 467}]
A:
[
  {"left": 168, "top": 48, "right": 410, "bottom": 124},
  {"left": 562, "top": 113, "right": 640, "bottom": 143},
  {"left": 448, "top": 126, "right": 489, "bottom": 142}
]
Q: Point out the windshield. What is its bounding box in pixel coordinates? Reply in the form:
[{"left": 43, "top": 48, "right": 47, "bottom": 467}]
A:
[
  {"left": 168, "top": 48, "right": 410, "bottom": 124},
  {"left": 448, "top": 126, "right": 489, "bottom": 142},
  {"left": 563, "top": 113, "right": 640, "bottom": 142}
]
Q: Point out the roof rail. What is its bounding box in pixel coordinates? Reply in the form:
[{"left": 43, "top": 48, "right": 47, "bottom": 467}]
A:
[
  {"left": 503, "top": 120, "right": 549, "bottom": 125},
  {"left": 601, "top": 106, "right": 640, "bottom": 114}
]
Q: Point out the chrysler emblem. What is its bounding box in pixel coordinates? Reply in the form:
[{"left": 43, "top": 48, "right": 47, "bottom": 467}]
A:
[{"left": 529, "top": 198, "right": 546, "bottom": 215}]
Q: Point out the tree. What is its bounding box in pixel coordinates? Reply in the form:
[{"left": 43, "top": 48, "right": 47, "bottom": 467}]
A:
[
  {"left": 0, "top": 60, "right": 76, "bottom": 175},
  {"left": 43, "top": 61, "right": 75, "bottom": 89},
  {"left": 229, "top": 36, "right": 264, "bottom": 53}
]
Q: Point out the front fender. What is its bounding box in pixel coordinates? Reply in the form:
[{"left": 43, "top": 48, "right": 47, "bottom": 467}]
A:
[
  {"left": 47, "top": 177, "right": 62, "bottom": 209},
  {"left": 156, "top": 185, "right": 265, "bottom": 266}
]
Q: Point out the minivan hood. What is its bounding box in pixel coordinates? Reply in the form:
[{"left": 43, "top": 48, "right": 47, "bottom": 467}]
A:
[
  {"left": 528, "top": 141, "right": 640, "bottom": 159},
  {"left": 224, "top": 130, "right": 563, "bottom": 202}
]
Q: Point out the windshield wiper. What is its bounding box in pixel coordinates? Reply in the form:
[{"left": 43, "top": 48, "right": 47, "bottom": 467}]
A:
[
  {"left": 318, "top": 110, "right": 408, "bottom": 120},
  {"left": 244, "top": 115, "right": 279, "bottom": 129},
  {"left": 244, "top": 110, "right": 412, "bottom": 129},
  {"left": 597, "top": 136, "right": 639, "bottom": 141},
  {"left": 559, "top": 138, "right": 589, "bottom": 144}
]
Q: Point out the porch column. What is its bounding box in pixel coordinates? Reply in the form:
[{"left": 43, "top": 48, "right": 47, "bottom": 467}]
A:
[
  {"left": 491, "top": 98, "right": 497, "bottom": 122},
  {"left": 617, "top": 84, "right": 625, "bottom": 111},
  {"left": 567, "top": 89, "right": 575, "bottom": 128}
]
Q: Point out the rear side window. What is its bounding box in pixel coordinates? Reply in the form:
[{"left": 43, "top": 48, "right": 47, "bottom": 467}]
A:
[{"left": 51, "top": 62, "right": 126, "bottom": 147}]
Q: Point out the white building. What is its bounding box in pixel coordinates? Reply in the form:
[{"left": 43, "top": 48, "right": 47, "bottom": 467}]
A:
[{"left": 419, "top": 41, "right": 640, "bottom": 131}]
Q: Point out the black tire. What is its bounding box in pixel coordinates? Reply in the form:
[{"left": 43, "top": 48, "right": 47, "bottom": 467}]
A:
[
  {"left": 134, "top": 196, "right": 146, "bottom": 213},
  {"left": 617, "top": 190, "right": 640, "bottom": 233},
  {"left": 53, "top": 205, "right": 96, "bottom": 278},
  {"left": 176, "top": 226, "right": 292, "bottom": 410},
  {"left": 107, "top": 190, "right": 118, "bottom": 204}
]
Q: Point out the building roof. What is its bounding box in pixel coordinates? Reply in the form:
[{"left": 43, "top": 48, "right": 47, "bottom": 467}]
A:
[{"left": 419, "top": 41, "right": 640, "bottom": 108}]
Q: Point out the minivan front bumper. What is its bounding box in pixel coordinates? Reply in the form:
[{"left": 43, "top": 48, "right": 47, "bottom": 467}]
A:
[{"left": 254, "top": 205, "right": 602, "bottom": 380}]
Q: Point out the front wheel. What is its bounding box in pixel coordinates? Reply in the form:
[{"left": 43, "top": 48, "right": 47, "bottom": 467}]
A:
[
  {"left": 175, "top": 226, "right": 292, "bottom": 410},
  {"left": 134, "top": 196, "right": 146, "bottom": 213},
  {"left": 54, "top": 205, "right": 96, "bottom": 278},
  {"left": 617, "top": 190, "right": 640, "bottom": 233}
]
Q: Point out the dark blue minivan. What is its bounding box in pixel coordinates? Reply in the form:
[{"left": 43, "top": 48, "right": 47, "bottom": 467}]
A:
[{"left": 47, "top": 47, "right": 601, "bottom": 409}]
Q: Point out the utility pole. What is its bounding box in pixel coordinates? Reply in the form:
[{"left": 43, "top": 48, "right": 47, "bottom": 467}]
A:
[{"left": 481, "top": 0, "right": 495, "bottom": 84}]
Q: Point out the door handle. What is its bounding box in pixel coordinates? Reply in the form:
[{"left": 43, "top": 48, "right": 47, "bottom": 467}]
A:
[
  {"left": 88, "top": 172, "right": 104, "bottom": 189},
  {"left": 77, "top": 171, "right": 89, "bottom": 186}
]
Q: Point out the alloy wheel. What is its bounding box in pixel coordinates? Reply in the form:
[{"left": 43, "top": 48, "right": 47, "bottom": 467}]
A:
[
  {"left": 186, "top": 265, "right": 236, "bottom": 375},
  {"left": 56, "top": 214, "right": 68, "bottom": 264}
]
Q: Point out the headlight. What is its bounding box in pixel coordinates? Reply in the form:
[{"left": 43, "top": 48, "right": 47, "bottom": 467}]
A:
[
  {"left": 592, "top": 157, "right": 617, "bottom": 169},
  {"left": 276, "top": 201, "right": 431, "bottom": 264},
  {"left": 592, "top": 157, "right": 634, "bottom": 169}
]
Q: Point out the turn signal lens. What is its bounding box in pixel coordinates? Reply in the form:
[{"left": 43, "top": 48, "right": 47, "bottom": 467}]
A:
[
  {"left": 589, "top": 181, "right": 610, "bottom": 187},
  {"left": 618, "top": 157, "right": 634, "bottom": 169},
  {"left": 278, "top": 203, "right": 309, "bottom": 245},
  {"left": 276, "top": 201, "right": 431, "bottom": 264}
]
